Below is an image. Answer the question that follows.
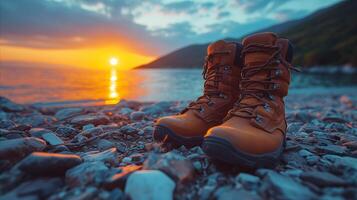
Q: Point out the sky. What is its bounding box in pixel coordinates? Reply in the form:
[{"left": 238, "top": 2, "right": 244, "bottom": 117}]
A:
[{"left": 0, "top": 0, "right": 340, "bottom": 69}]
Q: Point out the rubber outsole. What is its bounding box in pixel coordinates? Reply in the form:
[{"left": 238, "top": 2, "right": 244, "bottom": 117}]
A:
[
  {"left": 153, "top": 125, "right": 203, "bottom": 148},
  {"left": 202, "top": 136, "right": 284, "bottom": 168}
]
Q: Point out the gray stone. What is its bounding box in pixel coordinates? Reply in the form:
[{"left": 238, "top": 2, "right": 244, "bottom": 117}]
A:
[
  {"left": 260, "top": 171, "right": 315, "bottom": 200},
  {"left": 16, "top": 114, "right": 55, "bottom": 127},
  {"left": 97, "top": 139, "right": 114, "bottom": 151},
  {"left": 143, "top": 151, "right": 195, "bottom": 183},
  {"left": 82, "top": 124, "right": 95, "bottom": 130},
  {"left": 71, "top": 114, "right": 110, "bottom": 126},
  {"left": 0, "top": 137, "right": 46, "bottom": 161},
  {"left": 125, "top": 170, "right": 175, "bottom": 200},
  {"left": 140, "top": 102, "right": 172, "bottom": 116},
  {"left": 300, "top": 171, "right": 348, "bottom": 187},
  {"left": 0, "top": 97, "right": 24, "bottom": 112},
  {"left": 215, "top": 186, "right": 261, "bottom": 200},
  {"left": 17, "top": 152, "right": 82, "bottom": 176},
  {"left": 55, "top": 126, "right": 77, "bottom": 137},
  {"left": 118, "top": 107, "right": 133, "bottom": 115},
  {"left": 0, "top": 119, "right": 16, "bottom": 129},
  {"left": 65, "top": 161, "right": 109, "bottom": 187},
  {"left": 42, "top": 132, "right": 64, "bottom": 145},
  {"left": 82, "top": 148, "right": 117, "bottom": 165},
  {"left": 55, "top": 108, "right": 83, "bottom": 120},
  {"left": 0, "top": 178, "right": 63, "bottom": 200},
  {"left": 29, "top": 128, "right": 52, "bottom": 138},
  {"left": 236, "top": 173, "right": 260, "bottom": 189},
  {"left": 130, "top": 111, "right": 146, "bottom": 120},
  {"left": 316, "top": 145, "right": 347, "bottom": 155}
]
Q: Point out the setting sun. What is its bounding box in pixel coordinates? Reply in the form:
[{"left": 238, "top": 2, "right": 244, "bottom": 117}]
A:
[{"left": 109, "top": 57, "right": 119, "bottom": 66}]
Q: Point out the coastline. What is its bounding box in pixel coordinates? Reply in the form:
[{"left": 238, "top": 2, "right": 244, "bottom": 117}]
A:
[{"left": 0, "top": 92, "right": 356, "bottom": 199}]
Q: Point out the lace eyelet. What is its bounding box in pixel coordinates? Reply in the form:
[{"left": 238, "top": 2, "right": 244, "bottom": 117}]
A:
[
  {"left": 272, "top": 83, "right": 280, "bottom": 90},
  {"left": 268, "top": 94, "right": 275, "bottom": 101},
  {"left": 200, "top": 107, "right": 205, "bottom": 113},
  {"left": 275, "top": 69, "right": 282, "bottom": 77},
  {"left": 263, "top": 103, "right": 271, "bottom": 112},
  {"left": 223, "top": 66, "right": 230, "bottom": 71},
  {"left": 275, "top": 60, "right": 281, "bottom": 64},
  {"left": 255, "top": 115, "right": 263, "bottom": 124},
  {"left": 219, "top": 93, "right": 228, "bottom": 99},
  {"left": 208, "top": 101, "right": 215, "bottom": 106}
]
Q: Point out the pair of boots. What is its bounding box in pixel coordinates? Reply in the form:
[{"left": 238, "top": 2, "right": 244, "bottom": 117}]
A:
[{"left": 153, "top": 32, "right": 296, "bottom": 168}]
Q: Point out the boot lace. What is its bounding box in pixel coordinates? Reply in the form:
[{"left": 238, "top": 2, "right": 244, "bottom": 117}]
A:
[
  {"left": 228, "top": 43, "right": 299, "bottom": 119},
  {"left": 183, "top": 51, "right": 231, "bottom": 113}
]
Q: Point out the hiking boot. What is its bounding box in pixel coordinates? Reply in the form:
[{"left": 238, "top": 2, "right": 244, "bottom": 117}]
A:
[
  {"left": 203, "top": 32, "right": 297, "bottom": 168},
  {"left": 153, "top": 40, "right": 243, "bottom": 147}
]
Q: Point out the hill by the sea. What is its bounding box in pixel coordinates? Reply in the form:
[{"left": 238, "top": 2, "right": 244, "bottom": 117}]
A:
[{"left": 138, "top": 0, "right": 357, "bottom": 69}]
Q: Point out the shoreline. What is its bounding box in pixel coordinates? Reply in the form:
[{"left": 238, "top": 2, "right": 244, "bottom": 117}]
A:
[{"left": 0, "top": 93, "right": 356, "bottom": 199}]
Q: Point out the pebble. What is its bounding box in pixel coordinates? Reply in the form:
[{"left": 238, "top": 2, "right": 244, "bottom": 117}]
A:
[
  {"left": 65, "top": 161, "right": 109, "bottom": 187},
  {"left": 236, "top": 173, "right": 260, "bottom": 190},
  {"left": 97, "top": 139, "right": 114, "bottom": 151},
  {"left": 300, "top": 171, "right": 348, "bottom": 187},
  {"left": 0, "top": 137, "right": 46, "bottom": 161},
  {"left": 71, "top": 114, "right": 110, "bottom": 126},
  {"left": 260, "top": 171, "right": 316, "bottom": 200},
  {"left": 0, "top": 97, "right": 24, "bottom": 112},
  {"left": 125, "top": 170, "right": 175, "bottom": 200},
  {"left": 17, "top": 152, "right": 82, "bottom": 176},
  {"left": 0, "top": 178, "right": 63, "bottom": 200},
  {"left": 82, "top": 148, "right": 117, "bottom": 165},
  {"left": 42, "top": 132, "right": 64, "bottom": 145},
  {"left": 55, "top": 108, "right": 83, "bottom": 120},
  {"left": 103, "top": 165, "right": 142, "bottom": 190},
  {"left": 82, "top": 124, "right": 95, "bottom": 130},
  {"left": 144, "top": 151, "right": 195, "bottom": 183},
  {"left": 130, "top": 111, "right": 146, "bottom": 120},
  {"left": 29, "top": 128, "right": 52, "bottom": 138},
  {"left": 215, "top": 186, "right": 261, "bottom": 200},
  {"left": 55, "top": 126, "right": 77, "bottom": 137}
]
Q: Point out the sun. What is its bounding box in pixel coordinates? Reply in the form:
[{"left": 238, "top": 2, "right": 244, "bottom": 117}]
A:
[{"left": 109, "top": 57, "right": 119, "bottom": 66}]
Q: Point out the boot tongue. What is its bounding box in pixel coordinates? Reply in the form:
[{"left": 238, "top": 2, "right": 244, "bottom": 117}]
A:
[
  {"left": 242, "top": 32, "right": 277, "bottom": 67},
  {"left": 239, "top": 33, "right": 278, "bottom": 108},
  {"left": 206, "top": 40, "right": 235, "bottom": 69}
]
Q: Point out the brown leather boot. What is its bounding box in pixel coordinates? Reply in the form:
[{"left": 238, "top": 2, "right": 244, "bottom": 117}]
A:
[
  {"left": 203, "top": 32, "right": 296, "bottom": 168},
  {"left": 153, "top": 40, "right": 243, "bottom": 147}
]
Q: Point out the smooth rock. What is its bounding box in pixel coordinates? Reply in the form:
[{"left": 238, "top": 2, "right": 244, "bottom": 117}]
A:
[
  {"left": 65, "top": 161, "right": 109, "bottom": 187},
  {"left": 316, "top": 145, "right": 347, "bottom": 155},
  {"left": 323, "top": 155, "right": 357, "bottom": 172},
  {"left": 0, "top": 178, "right": 63, "bottom": 200},
  {"left": 125, "top": 170, "right": 175, "bottom": 200},
  {"left": 0, "top": 97, "right": 24, "bottom": 112},
  {"left": 82, "top": 124, "right": 95, "bottom": 130},
  {"left": 16, "top": 114, "right": 55, "bottom": 127},
  {"left": 55, "top": 108, "right": 83, "bottom": 120},
  {"left": 0, "top": 137, "right": 46, "bottom": 161},
  {"left": 130, "top": 111, "right": 145, "bottom": 120},
  {"left": 143, "top": 151, "right": 195, "bottom": 183},
  {"left": 71, "top": 114, "right": 110, "bottom": 126},
  {"left": 118, "top": 107, "right": 133, "bottom": 115},
  {"left": 236, "top": 173, "right": 260, "bottom": 190},
  {"left": 82, "top": 148, "right": 117, "bottom": 165},
  {"left": 260, "top": 171, "right": 315, "bottom": 200},
  {"left": 103, "top": 165, "right": 142, "bottom": 190},
  {"left": 215, "top": 186, "right": 261, "bottom": 200},
  {"left": 29, "top": 128, "right": 52, "bottom": 138},
  {"left": 140, "top": 102, "right": 172, "bottom": 116},
  {"left": 42, "top": 132, "right": 64, "bottom": 145},
  {"left": 0, "top": 119, "right": 16, "bottom": 129},
  {"left": 300, "top": 171, "right": 348, "bottom": 187},
  {"left": 97, "top": 139, "right": 114, "bottom": 151},
  {"left": 17, "top": 152, "right": 82, "bottom": 176},
  {"left": 55, "top": 126, "right": 77, "bottom": 137}
]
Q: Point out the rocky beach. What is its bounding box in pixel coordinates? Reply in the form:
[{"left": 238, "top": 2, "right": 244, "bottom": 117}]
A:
[{"left": 0, "top": 92, "right": 356, "bottom": 200}]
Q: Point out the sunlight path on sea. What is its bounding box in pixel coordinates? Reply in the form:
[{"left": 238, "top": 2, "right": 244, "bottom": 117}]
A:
[{"left": 106, "top": 67, "right": 120, "bottom": 104}]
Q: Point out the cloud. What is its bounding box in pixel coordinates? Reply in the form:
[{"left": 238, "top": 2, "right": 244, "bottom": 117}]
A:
[{"left": 0, "top": 0, "right": 341, "bottom": 55}]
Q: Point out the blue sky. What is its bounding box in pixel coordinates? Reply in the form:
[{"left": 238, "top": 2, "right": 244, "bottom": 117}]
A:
[{"left": 0, "top": 0, "right": 341, "bottom": 55}]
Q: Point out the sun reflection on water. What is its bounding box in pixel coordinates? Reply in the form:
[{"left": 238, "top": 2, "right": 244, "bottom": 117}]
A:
[{"left": 105, "top": 67, "right": 120, "bottom": 104}]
